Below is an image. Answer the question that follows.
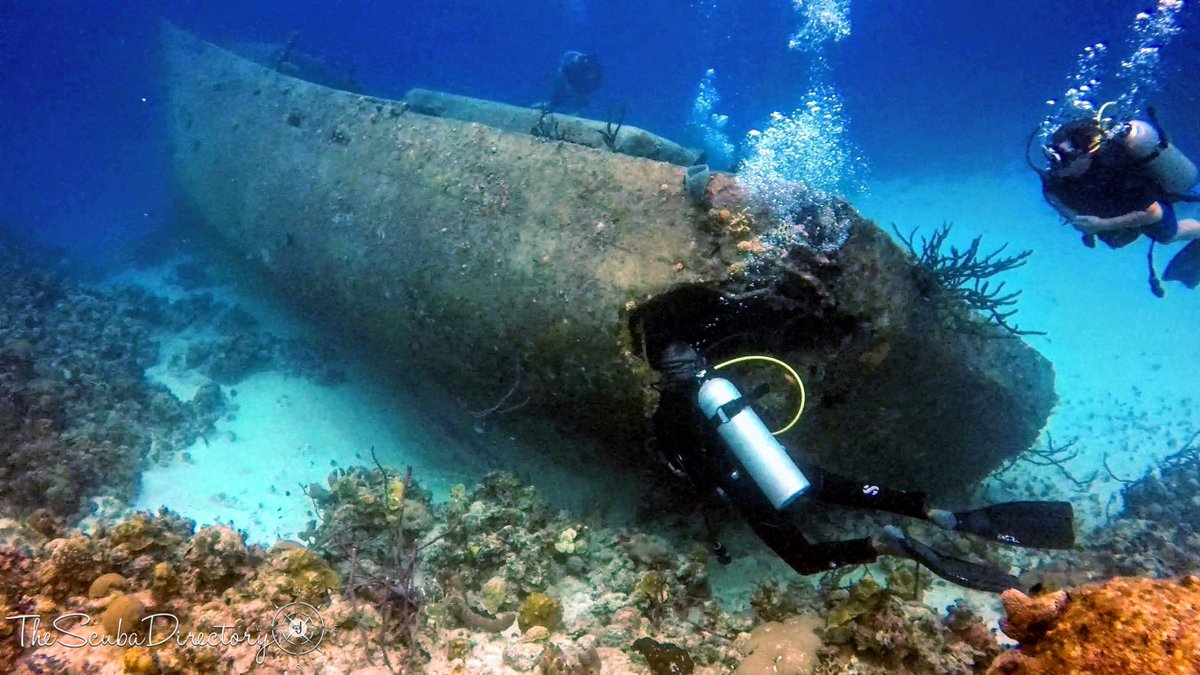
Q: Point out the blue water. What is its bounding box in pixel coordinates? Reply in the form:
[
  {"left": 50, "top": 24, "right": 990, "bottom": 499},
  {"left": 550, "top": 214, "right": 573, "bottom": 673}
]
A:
[{"left": 4, "top": 0, "right": 1198, "bottom": 258}]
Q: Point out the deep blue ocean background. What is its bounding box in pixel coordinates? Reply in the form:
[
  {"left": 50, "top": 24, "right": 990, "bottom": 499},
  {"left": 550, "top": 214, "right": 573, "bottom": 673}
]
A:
[{"left": 3, "top": 0, "right": 1198, "bottom": 258}]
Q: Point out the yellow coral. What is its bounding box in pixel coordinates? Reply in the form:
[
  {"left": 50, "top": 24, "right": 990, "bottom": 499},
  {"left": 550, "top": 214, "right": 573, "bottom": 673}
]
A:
[
  {"left": 257, "top": 547, "right": 339, "bottom": 604},
  {"left": 446, "top": 635, "right": 471, "bottom": 661},
  {"left": 997, "top": 588, "right": 1068, "bottom": 644},
  {"left": 387, "top": 478, "right": 406, "bottom": 510},
  {"left": 110, "top": 515, "right": 157, "bottom": 553},
  {"left": 149, "top": 562, "right": 178, "bottom": 603},
  {"left": 554, "top": 528, "right": 581, "bottom": 555},
  {"left": 480, "top": 575, "right": 508, "bottom": 615},
  {"left": 634, "top": 570, "right": 669, "bottom": 605},
  {"left": 714, "top": 206, "right": 756, "bottom": 234},
  {"left": 517, "top": 592, "right": 562, "bottom": 633},
  {"left": 101, "top": 594, "right": 147, "bottom": 639},
  {"left": 521, "top": 625, "right": 550, "bottom": 643},
  {"left": 88, "top": 573, "right": 128, "bottom": 598},
  {"left": 735, "top": 614, "right": 822, "bottom": 675},
  {"left": 736, "top": 238, "right": 767, "bottom": 254},
  {"left": 123, "top": 646, "right": 159, "bottom": 674}
]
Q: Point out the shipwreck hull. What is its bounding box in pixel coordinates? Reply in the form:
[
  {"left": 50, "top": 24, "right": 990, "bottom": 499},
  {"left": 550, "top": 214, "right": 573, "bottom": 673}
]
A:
[{"left": 162, "top": 25, "right": 1055, "bottom": 496}]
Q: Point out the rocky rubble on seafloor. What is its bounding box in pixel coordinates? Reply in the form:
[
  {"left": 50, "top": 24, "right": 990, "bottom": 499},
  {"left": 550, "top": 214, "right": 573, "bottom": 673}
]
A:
[{"left": 1, "top": 466, "right": 1010, "bottom": 674}]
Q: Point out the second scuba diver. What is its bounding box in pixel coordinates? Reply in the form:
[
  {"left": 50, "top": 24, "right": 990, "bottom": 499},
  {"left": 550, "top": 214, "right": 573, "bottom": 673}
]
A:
[
  {"left": 548, "top": 51, "right": 602, "bottom": 112},
  {"left": 1035, "top": 106, "right": 1200, "bottom": 295},
  {"left": 649, "top": 341, "right": 1076, "bottom": 593}
]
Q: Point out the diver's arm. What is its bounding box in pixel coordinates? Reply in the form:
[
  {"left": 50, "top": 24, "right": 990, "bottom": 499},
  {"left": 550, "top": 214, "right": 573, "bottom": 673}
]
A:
[
  {"left": 1071, "top": 202, "right": 1164, "bottom": 234},
  {"left": 1043, "top": 190, "right": 1081, "bottom": 221}
]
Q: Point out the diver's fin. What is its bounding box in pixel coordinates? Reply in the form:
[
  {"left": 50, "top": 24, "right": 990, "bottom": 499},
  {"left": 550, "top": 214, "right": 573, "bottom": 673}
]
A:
[
  {"left": 953, "top": 501, "right": 1075, "bottom": 549},
  {"left": 883, "top": 526, "right": 1019, "bottom": 594},
  {"left": 1163, "top": 240, "right": 1200, "bottom": 289}
]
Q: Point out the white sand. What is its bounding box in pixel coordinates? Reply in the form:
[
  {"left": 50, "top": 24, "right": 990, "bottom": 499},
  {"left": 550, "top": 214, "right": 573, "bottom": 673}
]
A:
[{"left": 127, "top": 265, "right": 642, "bottom": 543}]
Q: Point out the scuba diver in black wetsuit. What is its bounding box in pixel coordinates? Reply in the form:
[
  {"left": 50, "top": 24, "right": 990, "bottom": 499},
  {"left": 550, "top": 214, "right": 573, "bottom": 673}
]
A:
[
  {"left": 649, "top": 341, "right": 1076, "bottom": 593},
  {"left": 1033, "top": 107, "right": 1200, "bottom": 295},
  {"left": 548, "top": 51, "right": 602, "bottom": 111}
]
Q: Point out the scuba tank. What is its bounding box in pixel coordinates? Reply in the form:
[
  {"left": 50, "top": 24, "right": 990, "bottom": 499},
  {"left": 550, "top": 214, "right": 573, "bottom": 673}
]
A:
[
  {"left": 697, "top": 377, "right": 810, "bottom": 510},
  {"left": 1123, "top": 118, "right": 1199, "bottom": 196}
]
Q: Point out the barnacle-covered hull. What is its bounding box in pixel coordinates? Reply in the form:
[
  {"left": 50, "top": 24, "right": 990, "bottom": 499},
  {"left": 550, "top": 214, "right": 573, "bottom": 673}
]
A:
[{"left": 162, "top": 25, "right": 1055, "bottom": 495}]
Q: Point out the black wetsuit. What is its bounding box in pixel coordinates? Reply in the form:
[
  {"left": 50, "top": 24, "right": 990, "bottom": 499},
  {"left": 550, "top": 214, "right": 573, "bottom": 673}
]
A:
[
  {"left": 652, "top": 380, "right": 929, "bottom": 575},
  {"left": 1042, "top": 142, "right": 1170, "bottom": 247}
]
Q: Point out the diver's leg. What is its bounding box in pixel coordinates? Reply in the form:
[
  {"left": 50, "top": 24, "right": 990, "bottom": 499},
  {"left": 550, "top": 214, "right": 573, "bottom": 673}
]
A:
[
  {"left": 700, "top": 501, "right": 733, "bottom": 565},
  {"left": 742, "top": 510, "right": 877, "bottom": 575},
  {"left": 1162, "top": 206, "right": 1200, "bottom": 288},
  {"left": 801, "top": 465, "right": 1074, "bottom": 549},
  {"left": 800, "top": 464, "right": 929, "bottom": 519},
  {"left": 875, "top": 526, "right": 1020, "bottom": 593},
  {"left": 720, "top": 474, "right": 879, "bottom": 574},
  {"left": 745, "top": 511, "right": 1020, "bottom": 592},
  {"left": 1170, "top": 218, "right": 1200, "bottom": 241},
  {"left": 1158, "top": 201, "right": 1200, "bottom": 241}
]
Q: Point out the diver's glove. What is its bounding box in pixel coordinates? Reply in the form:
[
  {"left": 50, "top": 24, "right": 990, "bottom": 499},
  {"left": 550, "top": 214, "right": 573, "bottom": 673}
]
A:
[
  {"left": 874, "top": 525, "right": 1020, "bottom": 594},
  {"left": 928, "top": 502, "right": 1076, "bottom": 550}
]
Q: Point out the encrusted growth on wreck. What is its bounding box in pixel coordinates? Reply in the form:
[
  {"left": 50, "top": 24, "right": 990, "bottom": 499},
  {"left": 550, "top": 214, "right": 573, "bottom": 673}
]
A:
[{"left": 162, "top": 24, "right": 1054, "bottom": 495}]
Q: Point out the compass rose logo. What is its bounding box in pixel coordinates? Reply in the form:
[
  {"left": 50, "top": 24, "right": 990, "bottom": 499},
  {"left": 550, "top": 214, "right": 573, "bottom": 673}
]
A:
[{"left": 271, "top": 602, "right": 325, "bottom": 656}]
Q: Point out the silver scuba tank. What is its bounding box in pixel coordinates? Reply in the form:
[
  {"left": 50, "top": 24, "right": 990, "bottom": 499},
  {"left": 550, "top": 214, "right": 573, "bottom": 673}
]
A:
[
  {"left": 1125, "top": 120, "right": 1199, "bottom": 195},
  {"left": 697, "top": 377, "right": 810, "bottom": 510}
]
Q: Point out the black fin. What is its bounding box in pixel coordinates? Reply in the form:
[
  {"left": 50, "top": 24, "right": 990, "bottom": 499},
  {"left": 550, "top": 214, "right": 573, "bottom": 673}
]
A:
[
  {"left": 954, "top": 501, "right": 1075, "bottom": 549},
  {"left": 1163, "top": 240, "right": 1200, "bottom": 289},
  {"left": 897, "top": 534, "right": 1020, "bottom": 594}
]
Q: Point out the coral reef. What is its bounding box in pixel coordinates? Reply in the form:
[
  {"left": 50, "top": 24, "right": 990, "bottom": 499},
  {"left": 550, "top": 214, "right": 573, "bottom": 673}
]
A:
[
  {"left": 733, "top": 615, "right": 821, "bottom": 674},
  {"left": 100, "top": 593, "right": 148, "bottom": 638},
  {"left": 989, "top": 576, "right": 1200, "bottom": 674},
  {"left": 0, "top": 244, "right": 223, "bottom": 516},
  {"left": 893, "top": 223, "right": 1040, "bottom": 337},
  {"left": 1123, "top": 441, "right": 1200, "bottom": 526},
  {"left": 0, "top": 238, "right": 1045, "bottom": 672},
  {"left": 0, "top": 236, "right": 343, "bottom": 520},
  {"left": 632, "top": 636, "right": 695, "bottom": 674},
  {"left": 815, "top": 576, "right": 1001, "bottom": 674},
  {"left": 0, "top": 455, "right": 1079, "bottom": 675},
  {"left": 1018, "top": 437, "right": 1200, "bottom": 588},
  {"left": 1113, "top": 440, "right": 1200, "bottom": 569},
  {"left": 0, "top": 230, "right": 1076, "bottom": 675},
  {"left": 179, "top": 328, "right": 345, "bottom": 386},
  {"left": 996, "top": 589, "right": 1069, "bottom": 645},
  {"left": 518, "top": 592, "right": 564, "bottom": 632},
  {"left": 87, "top": 573, "right": 128, "bottom": 598}
]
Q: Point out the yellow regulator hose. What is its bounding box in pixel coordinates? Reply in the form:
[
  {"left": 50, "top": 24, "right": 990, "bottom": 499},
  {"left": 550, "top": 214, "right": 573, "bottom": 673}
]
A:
[{"left": 712, "top": 355, "right": 806, "bottom": 435}]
